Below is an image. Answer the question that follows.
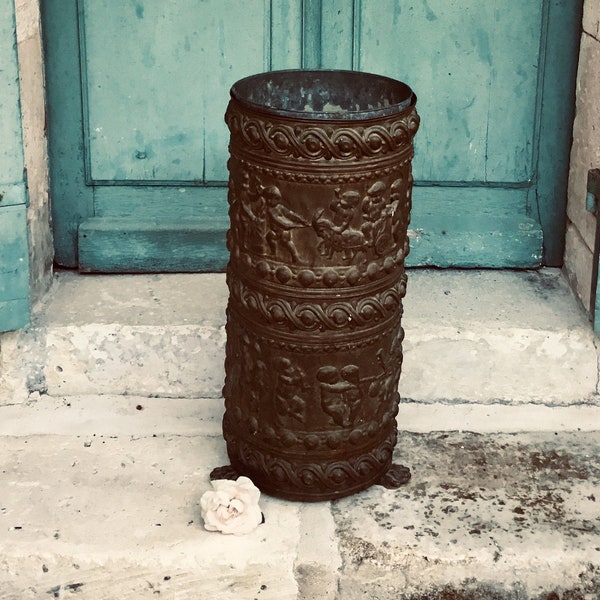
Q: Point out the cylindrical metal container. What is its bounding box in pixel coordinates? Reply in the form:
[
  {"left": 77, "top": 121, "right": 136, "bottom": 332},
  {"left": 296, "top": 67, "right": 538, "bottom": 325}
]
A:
[{"left": 222, "top": 70, "right": 419, "bottom": 501}]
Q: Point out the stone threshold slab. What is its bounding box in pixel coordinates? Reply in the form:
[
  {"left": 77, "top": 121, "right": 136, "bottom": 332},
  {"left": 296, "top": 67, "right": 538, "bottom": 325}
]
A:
[{"left": 0, "top": 431, "right": 598, "bottom": 598}]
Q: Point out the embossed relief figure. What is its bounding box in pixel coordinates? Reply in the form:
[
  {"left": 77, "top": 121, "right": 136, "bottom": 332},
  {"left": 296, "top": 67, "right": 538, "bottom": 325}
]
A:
[
  {"left": 230, "top": 174, "right": 312, "bottom": 262},
  {"left": 368, "top": 334, "right": 404, "bottom": 407},
  {"left": 262, "top": 185, "right": 309, "bottom": 263},
  {"left": 230, "top": 170, "right": 267, "bottom": 255},
  {"left": 311, "top": 179, "right": 407, "bottom": 264},
  {"left": 231, "top": 170, "right": 411, "bottom": 270},
  {"left": 317, "top": 364, "right": 362, "bottom": 427},
  {"left": 361, "top": 180, "right": 395, "bottom": 256},
  {"left": 388, "top": 177, "right": 405, "bottom": 247},
  {"left": 313, "top": 189, "right": 367, "bottom": 261},
  {"left": 223, "top": 328, "right": 268, "bottom": 424},
  {"left": 240, "top": 333, "right": 268, "bottom": 411}
]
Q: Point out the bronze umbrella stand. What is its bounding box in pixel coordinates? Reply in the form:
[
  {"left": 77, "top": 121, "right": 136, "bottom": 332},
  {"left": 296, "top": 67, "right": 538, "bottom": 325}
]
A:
[{"left": 214, "top": 69, "right": 419, "bottom": 501}]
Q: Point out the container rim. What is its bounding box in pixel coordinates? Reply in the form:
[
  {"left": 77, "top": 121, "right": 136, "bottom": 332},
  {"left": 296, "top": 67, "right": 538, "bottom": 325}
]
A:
[{"left": 229, "top": 69, "right": 416, "bottom": 121}]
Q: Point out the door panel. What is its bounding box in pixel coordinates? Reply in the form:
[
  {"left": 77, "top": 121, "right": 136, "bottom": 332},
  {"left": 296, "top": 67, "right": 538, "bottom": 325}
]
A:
[
  {"left": 408, "top": 187, "right": 541, "bottom": 267},
  {"left": 81, "top": 187, "right": 230, "bottom": 272},
  {"left": 357, "top": 0, "right": 542, "bottom": 183},
  {"left": 42, "top": 0, "right": 583, "bottom": 272},
  {"left": 0, "top": 0, "right": 30, "bottom": 332},
  {"left": 82, "top": 0, "right": 277, "bottom": 183}
]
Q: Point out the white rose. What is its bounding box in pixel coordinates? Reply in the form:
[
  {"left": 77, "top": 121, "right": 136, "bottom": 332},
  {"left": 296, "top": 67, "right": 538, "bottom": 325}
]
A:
[{"left": 200, "top": 476, "right": 263, "bottom": 535}]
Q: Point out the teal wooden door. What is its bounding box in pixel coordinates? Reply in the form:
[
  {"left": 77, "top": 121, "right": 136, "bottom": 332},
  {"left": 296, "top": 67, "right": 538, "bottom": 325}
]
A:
[
  {"left": 42, "top": 0, "right": 582, "bottom": 272},
  {"left": 0, "top": 0, "right": 30, "bottom": 332}
]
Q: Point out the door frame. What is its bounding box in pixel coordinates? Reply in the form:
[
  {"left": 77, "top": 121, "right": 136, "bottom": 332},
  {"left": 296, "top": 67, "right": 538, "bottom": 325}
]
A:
[{"left": 41, "top": 0, "right": 583, "bottom": 270}]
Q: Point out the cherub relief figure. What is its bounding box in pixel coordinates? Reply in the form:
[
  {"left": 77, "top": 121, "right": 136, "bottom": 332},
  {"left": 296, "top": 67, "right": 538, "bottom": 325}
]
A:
[
  {"left": 262, "top": 185, "right": 309, "bottom": 263},
  {"left": 233, "top": 170, "right": 267, "bottom": 254},
  {"left": 317, "top": 364, "right": 362, "bottom": 427},
  {"left": 361, "top": 180, "right": 394, "bottom": 255},
  {"left": 368, "top": 336, "right": 403, "bottom": 404},
  {"left": 240, "top": 333, "right": 268, "bottom": 410},
  {"left": 388, "top": 177, "right": 405, "bottom": 246},
  {"left": 232, "top": 176, "right": 310, "bottom": 261},
  {"left": 361, "top": 181, "right": 387, "bottom": 228},
  {"left": 312, "top": 189, "right": 367, "bottom": 261}
]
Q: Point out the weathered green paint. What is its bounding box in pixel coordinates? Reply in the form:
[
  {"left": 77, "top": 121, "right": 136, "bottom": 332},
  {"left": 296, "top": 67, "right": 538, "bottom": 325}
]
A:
[
  {"left": 533, "top": 0, "right": 584, "bottom": 266},
  {"left": 588, "top": 169, "right": 600, "bottom": 332},
  {"left": 595, "top": 272, "right": 600, "bottom": 334},
  {"left": 42, "top": 0, "right": 581, "bottom": 272},
  {"left": 321, "top": 0, "right": 355, "bottom": 69},
  {"left": 0, "top": 205, "right": 30, "bottom": 330},
  {"left": 92, "top": 186, "right": 228, "bottom": 220},
  {"left": 408, "top": 187, "right": 543, "bottom": 267},
  {"left": 0, "top": 0, "right": 30, "bottom": 331},
  {"left": 78, "top": 217, "right": 228, "bottom": 273},
  {"left": 82, "top": 0, "right": 274, "bottom": 183},
  {"left": 356, "top": 0, "right": 541, "bottom": 183},
  {"left": 0, "top": 183, "right": 28, "bottom": 209},
  {"left": 77, "top": 185, "right": 541, "bottom": 272},
  {"left": 41, "top": 0, "right": 94, "bottom": 267}
]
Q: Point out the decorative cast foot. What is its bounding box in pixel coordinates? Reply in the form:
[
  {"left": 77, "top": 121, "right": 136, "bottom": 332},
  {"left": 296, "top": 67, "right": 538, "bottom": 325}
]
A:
[
  {"left": 210, "top": 465, "right": 240, "bottom": 481},
  {"left": 377, "top": 463, "right": 411, "bottom": 489}
]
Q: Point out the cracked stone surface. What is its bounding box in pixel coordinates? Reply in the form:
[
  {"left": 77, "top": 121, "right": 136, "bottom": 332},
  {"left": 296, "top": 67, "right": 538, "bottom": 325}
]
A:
[
  {"left": 0, "top": 270, "right": 599, "bottom": 597},
  {"left": 332, "top": 431, "right": 600, "bottom": 599},
  {"left": 0, "top": 427, "right": 598, "bottom": 598}
]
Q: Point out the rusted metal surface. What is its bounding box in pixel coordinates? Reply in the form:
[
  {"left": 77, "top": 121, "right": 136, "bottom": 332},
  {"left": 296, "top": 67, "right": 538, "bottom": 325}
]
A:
[{"left": 220, "top": 70, "right": 419, "bottom": 501}]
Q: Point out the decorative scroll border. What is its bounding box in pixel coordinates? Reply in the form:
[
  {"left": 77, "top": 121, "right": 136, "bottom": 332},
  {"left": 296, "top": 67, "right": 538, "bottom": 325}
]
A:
[{"left": 226, "top": 103, "right": 420, "bottom": 162}]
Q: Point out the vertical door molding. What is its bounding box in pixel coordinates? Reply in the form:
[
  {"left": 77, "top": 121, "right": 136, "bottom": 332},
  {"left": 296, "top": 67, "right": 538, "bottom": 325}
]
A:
[
  {"left": 302, "top": 0, "right": 322, "bottom": 68},
  {"left": 318, "top": 0, "right": 361, "bottom": 70},
  {"left": 42, "top": 0, "right": 94, "bottom": 267},
  {"left": 532, "top": 0, "right": 584, "bottom": 265},
  {"left": 0, "top": 0, "right": 30, "bottom": 332}
]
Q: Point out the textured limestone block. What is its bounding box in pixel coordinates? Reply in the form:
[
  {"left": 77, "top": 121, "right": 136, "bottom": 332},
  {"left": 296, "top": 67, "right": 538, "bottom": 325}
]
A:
[
  {"left": 567, "top": 33, "right": 600, "bottom": 251},
  {"left": 564, "top": 221, "right": 595, "bottom": 311},
  {"left": 583, "top": 0, "right": 600, "bottom": 38}
]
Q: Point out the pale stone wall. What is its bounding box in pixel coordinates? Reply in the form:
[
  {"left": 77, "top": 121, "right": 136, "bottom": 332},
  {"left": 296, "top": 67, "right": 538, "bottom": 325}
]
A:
[
  {"left": 14, "top": 0, "right": 53, "bottom": 305},
  {"left": 564, "top": 0, "right": 600, "bottom": 314}
]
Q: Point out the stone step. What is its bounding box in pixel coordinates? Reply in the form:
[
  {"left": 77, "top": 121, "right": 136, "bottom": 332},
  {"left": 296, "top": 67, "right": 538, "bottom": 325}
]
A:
[
  {"left": 0, "top": 269, "right": 598, "bottom": 598},
  {"left": 0, "top": 423, "right": 597, "bottom": 598},
  {"left": 1, "top": 269, "right": 598, "bottom": 428}
]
